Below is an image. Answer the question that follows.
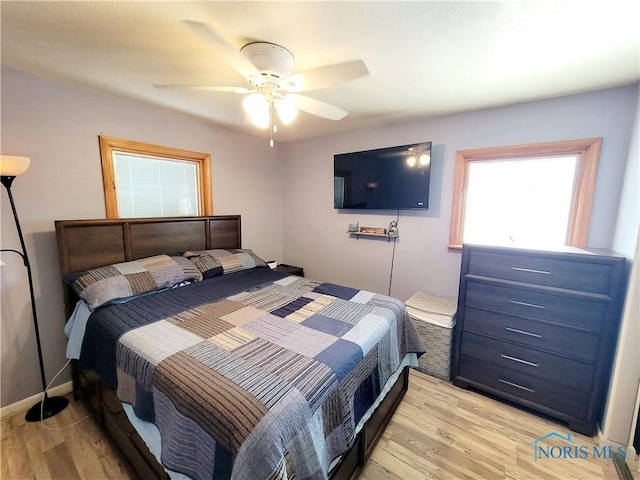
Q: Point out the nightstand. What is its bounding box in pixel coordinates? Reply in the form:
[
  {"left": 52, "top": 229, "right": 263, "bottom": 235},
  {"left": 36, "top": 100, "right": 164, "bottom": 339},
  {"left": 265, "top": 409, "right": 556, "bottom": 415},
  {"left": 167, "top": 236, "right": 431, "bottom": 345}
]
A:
[{"left": 275, "top": 264, "right": 304, "bottom": 277}]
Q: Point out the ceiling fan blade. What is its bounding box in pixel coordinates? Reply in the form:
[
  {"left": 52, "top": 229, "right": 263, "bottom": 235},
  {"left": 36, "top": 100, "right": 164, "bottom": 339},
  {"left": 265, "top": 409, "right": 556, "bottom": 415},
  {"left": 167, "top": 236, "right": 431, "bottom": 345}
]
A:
[
  {"left": 289, "top": 94, "right": 348, "bottom": 121},
  {"left": 181, "top": 20, "right": 262, "bottom": 81},
  {"left": 154, "top": 84, "right": 253, "bottom": 94},
  {"left": 287, "top": 60, "right": 369, "bottom": 92}
]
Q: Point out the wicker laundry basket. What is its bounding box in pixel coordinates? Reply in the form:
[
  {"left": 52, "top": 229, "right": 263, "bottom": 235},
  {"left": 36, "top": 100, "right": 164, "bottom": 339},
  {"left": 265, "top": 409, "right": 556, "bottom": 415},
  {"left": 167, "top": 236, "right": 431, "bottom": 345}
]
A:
[{"left": 405, "top": 292, "right": 457, "bottom": 381}]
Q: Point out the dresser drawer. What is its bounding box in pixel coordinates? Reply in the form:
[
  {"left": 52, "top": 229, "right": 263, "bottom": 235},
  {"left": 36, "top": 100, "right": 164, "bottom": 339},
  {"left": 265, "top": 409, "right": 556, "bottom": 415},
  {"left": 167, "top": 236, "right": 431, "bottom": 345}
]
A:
[
  {"left": 458, "top": 357, "right": 590, "bottom": 419},
  {"left": 467, "top": 250, "right": 614, "bottom": 294},
  {"left": 463, "top": 307, "right": 600, "bottom": 363},
  {"left": 465, "top": 280, "right": 606, "bottom": 333},
  {"left": 461, "top": 333, "right": 594, "bottom": 392}
]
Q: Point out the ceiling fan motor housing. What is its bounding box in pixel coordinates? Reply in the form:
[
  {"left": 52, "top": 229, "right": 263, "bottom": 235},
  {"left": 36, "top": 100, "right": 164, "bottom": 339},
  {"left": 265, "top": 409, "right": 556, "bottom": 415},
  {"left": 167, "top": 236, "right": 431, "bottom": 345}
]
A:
[{"left": 241, "top": 42, "right": 294, "bottom": 86}]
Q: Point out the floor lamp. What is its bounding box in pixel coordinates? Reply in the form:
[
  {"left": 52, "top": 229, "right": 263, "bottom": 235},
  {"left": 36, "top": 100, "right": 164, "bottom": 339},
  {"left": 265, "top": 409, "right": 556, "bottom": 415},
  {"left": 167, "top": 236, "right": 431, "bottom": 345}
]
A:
[{"left": 0, "top": 155, "right": 69, "bottom": 422}]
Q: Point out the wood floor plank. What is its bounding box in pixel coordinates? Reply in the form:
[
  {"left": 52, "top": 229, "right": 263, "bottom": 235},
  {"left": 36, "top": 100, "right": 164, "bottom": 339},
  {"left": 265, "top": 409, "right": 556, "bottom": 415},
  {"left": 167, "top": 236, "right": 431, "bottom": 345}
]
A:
[
  {"left": 44, "top": 443, "right": 81, "bottom": 480},
  {"left": 366, "top": 446, "right": 428, "bottom": 479},
  {"left": 59, "top": 412, "right": 113, "bottom": 479},
  {"left": 9, "top": 412, "right": 50, "bottom": 479},
  {"left": 1, "top": 372, "right": 634, "bottom": 479},
  {"left": 1, "top": 431, "right": 31, "bottom": 479},
  {"left": 359, "top": 459, "right": 404, "bottom": 479}
]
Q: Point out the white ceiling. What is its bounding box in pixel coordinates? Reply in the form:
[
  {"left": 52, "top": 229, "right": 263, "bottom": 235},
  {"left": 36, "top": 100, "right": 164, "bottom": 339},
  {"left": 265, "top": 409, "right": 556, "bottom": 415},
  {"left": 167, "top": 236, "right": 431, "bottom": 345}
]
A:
[{"left": 2, "top": 1, "right": 638, "bottom": 143}]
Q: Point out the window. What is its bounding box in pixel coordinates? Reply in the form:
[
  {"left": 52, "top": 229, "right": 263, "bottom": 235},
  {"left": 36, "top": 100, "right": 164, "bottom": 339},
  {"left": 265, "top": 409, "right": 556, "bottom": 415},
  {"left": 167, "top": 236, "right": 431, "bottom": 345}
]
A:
[
  {"left": 449, "top": 138, "right": 602, "bottom": 252},
  {"left": 99, "top": 136, "right": 212, "bottom": 219}
]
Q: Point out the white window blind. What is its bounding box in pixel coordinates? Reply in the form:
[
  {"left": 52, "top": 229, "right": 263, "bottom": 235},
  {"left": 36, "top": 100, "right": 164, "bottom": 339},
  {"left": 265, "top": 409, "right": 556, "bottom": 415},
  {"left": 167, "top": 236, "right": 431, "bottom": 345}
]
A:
[{"left": 113, "top": 152, "right": 200, "bottom": 218}]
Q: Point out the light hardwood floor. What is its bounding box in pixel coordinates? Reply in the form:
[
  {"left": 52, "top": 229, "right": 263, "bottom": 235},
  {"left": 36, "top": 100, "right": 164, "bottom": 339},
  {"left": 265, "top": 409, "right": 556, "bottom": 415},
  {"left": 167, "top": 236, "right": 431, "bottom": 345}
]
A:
[
  {"left": 361, "top": 371, "right": 638, "bottom": 480},
  {"left": 1, "top": 370, "right": 637, "bottom": 479},
  {"left": 1, "top": 395, "right": 135, "bottom": 479}
]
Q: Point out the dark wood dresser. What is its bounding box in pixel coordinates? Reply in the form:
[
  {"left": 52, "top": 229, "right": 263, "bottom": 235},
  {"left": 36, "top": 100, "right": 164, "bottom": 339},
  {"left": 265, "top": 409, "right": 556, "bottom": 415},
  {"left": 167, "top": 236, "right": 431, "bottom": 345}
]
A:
[{"left": 452, "top": 244, "right": 627, "bottom": 435}]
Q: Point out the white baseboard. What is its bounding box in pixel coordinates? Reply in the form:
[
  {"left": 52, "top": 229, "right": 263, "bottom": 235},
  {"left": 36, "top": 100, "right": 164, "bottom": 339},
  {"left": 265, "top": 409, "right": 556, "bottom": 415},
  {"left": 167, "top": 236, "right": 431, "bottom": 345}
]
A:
[
  {"left": 597, "top": 424, "right": 639, "bottom": 460},
  {"left": 0, "top": 381, "right": 73, "bottom": 419},
  {"left": 597, "top": 426, "right": 625, "bottom": 447}
]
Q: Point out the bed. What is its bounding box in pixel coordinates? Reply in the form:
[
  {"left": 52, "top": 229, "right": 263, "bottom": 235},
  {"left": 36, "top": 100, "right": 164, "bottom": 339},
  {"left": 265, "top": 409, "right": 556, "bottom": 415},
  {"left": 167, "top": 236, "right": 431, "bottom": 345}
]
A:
[{"left": 55, "top": 215, "right": 423, "bottom": 480}]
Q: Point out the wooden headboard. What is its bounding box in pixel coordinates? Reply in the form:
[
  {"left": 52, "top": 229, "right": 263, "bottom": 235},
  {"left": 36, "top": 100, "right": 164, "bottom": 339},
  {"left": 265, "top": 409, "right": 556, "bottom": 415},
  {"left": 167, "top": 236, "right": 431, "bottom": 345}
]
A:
[
  {"left": 55, "top": 216, "right": 241, "bottom": 316},
  {"left": 55, "top": 215, "right": 241, "bottom": 275}
]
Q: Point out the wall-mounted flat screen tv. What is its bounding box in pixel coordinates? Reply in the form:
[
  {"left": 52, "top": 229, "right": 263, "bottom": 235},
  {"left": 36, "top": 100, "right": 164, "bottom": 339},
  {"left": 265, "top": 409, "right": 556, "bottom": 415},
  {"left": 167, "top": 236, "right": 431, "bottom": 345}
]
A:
[{"left": 334, "top": 142, "right": 432, "bottom": 210}]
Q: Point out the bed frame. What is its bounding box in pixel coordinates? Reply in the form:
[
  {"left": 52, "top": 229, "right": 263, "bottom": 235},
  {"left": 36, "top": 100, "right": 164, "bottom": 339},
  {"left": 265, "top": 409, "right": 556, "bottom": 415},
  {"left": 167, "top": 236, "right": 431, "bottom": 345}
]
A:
[{"left": 55, "top": 215, "right": 409, "bottom": 480}]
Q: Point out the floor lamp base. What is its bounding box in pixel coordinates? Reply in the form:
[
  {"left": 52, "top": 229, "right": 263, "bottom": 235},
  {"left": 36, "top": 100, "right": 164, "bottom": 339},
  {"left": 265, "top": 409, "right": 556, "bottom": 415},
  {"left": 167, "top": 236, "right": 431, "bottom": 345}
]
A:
[{"left": 25, "top": 395, "right": 69, "bottom": 422}]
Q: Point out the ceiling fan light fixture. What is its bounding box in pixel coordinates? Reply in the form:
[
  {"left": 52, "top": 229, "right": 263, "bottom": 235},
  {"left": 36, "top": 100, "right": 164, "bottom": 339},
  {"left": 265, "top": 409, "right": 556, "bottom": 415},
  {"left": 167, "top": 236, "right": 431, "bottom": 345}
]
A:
[
  {"left": 243, "top": 93, "right": 268, "bottom": 116},
  {"left": 250, "top": 109, "right": 271, "bottom": 129},
  {"left": 243, "top": 93, "right": 270, "bottom": 128},
  {"left": 275, "top": 96, "right": 298, "bottom": 125}
]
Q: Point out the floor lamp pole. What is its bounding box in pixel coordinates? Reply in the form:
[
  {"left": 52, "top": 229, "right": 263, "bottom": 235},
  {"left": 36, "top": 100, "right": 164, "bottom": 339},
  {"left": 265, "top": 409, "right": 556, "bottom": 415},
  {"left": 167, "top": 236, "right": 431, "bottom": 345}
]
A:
[{"left": 1, "top": 175, "right": 68, "bottom": 422}]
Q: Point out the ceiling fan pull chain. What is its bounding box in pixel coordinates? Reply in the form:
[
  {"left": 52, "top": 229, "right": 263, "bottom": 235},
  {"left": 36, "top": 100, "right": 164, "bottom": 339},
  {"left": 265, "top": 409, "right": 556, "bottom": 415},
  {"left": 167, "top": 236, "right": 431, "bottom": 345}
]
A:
[
  {"left": 270, "top": 101, "right": 276, "bottom": 147},
  {"left": 269, "top": 100, "right": 278, "bottom": 147},
  {"left": 272, "top": 101, "right": 278, "bottom": 133}
]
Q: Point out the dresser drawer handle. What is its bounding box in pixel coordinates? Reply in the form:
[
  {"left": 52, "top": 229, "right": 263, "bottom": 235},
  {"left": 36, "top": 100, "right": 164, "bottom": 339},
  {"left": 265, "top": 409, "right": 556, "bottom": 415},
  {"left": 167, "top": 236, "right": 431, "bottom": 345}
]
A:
[
  {"left": 501, "top": 353, "right": 539, "bottom": 367},
  {"left": 508, "top": 300, "right": 546, "bottom": 309},
  {"left": 511, "top": 267, "right": 551, "bottom": 275},
  {"left": 499, "top": 378, "right": 535, "bottom": 393},
  {"left": 505, "top": 327, "right": 542, "bottom": 338}
]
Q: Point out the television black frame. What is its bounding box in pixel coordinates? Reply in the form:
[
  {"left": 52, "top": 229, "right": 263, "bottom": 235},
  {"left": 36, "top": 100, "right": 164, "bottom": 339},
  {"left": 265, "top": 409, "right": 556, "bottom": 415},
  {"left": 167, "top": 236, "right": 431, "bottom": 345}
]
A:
[{"left": 333, "top": 141, "right": 432, "bottom": 211}]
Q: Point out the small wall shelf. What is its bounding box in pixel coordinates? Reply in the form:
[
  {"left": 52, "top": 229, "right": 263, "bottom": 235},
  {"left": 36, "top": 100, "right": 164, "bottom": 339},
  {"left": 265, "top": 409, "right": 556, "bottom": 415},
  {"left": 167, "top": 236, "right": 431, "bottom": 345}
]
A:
[{"left": 348, "top": 231, "right": 398, "bottom": 241}]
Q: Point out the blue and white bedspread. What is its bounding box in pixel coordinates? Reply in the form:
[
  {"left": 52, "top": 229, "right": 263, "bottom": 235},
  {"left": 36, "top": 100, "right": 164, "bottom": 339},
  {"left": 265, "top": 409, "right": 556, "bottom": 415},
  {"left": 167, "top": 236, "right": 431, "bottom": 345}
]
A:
[{"left": 78, "top": 268, "right": 424, "bottom": 480}]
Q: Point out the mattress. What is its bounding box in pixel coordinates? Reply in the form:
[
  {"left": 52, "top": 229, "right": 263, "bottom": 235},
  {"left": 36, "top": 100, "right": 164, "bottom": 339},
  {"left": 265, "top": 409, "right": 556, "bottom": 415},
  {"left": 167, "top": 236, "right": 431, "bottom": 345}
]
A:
[
  {"left": 123, "top": 353, "right": 419, "bottom": 480},
  {"left": 71, "top": 267, "right": 424, "bottom": 480}
]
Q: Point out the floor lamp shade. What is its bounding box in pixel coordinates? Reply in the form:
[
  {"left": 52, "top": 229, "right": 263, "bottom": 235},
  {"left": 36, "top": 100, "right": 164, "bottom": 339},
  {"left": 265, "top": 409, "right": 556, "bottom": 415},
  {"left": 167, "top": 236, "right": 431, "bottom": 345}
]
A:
[
  {"left": 0, "top": 154, "right": 69, "bottom": 421},
  {"left": 0, "top": 155, "right": 31, "bottom": 176}
]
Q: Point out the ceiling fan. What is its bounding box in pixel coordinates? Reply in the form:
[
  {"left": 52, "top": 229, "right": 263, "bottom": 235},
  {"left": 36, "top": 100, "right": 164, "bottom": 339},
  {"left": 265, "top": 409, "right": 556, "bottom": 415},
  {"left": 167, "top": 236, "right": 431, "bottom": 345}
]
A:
[{"left": 155, "top": 20, "right": 369, "bottom": 146}]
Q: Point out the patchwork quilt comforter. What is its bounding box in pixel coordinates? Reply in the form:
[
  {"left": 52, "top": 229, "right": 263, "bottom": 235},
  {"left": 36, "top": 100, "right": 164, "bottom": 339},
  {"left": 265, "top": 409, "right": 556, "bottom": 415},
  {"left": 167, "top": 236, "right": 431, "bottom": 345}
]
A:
[{"left": 79, "top": 268, "right": 424, "bottom": 480}]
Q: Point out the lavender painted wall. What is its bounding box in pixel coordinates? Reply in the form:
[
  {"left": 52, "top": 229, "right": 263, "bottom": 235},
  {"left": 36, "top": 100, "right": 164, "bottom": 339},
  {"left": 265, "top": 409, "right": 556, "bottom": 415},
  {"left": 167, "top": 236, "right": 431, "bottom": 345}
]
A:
[
  {"left": 603, "top": 89, "right": 640, "bottom": 445},
  {"left": 2, "top": 63, "right": 637, "bottom": 424},
  {"left": 0, "top": 66, "right": 283, "bottom": 407},
  {"left": 280, "top": 84, "right": 638, "bottom": 302}
]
